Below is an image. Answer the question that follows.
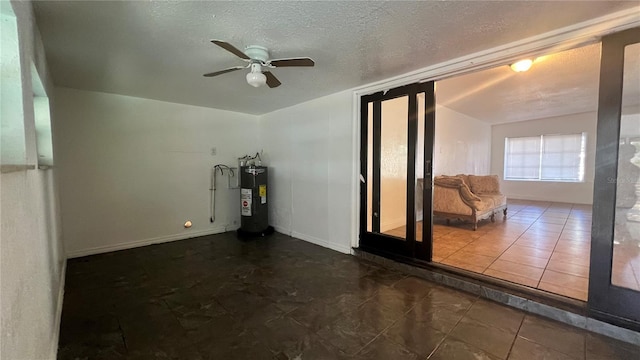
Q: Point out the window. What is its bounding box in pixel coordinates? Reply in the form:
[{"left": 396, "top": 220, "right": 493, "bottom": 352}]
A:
[
  {"left": 32, "top": 63, "right": 53, "bottom": 167},
  {"left": 504, "top": 133, "right": 586, "bottom": 182}
]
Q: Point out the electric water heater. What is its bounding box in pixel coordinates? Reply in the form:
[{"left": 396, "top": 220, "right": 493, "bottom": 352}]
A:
[{"left": 239, "top": 165, "right": 272, "bottom": 236}]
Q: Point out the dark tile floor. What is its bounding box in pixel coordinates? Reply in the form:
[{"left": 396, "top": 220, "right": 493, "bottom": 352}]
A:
[{"left": 59, "top": 232, "right": 640, "bottom": 360}]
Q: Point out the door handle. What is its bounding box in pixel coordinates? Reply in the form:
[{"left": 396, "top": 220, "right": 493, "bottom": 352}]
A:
[
  {"left": 425, "top": 160, "right": 432, "bottom": 176},
  {"left": 373, "top": 212, "right": 379, "bottom": 217}
]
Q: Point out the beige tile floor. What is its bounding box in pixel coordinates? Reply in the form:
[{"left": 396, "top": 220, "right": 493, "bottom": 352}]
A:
[{"left": 386, "top": 199, "right": 640, "bottom": 301}]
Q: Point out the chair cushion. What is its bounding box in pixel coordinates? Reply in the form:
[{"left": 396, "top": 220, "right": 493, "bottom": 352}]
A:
[
  {"left": 468, "top": 175, "right": 501, "bottom": 195},
  {"left": 486, "top": 193, "right": 507, "bottom": 207},
  {"left": 434, "top": 176, "right": 481, "bottom": 203}
]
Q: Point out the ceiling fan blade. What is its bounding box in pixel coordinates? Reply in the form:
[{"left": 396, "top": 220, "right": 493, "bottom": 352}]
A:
[
  {"left": 269, "top": 57, "right": 315, "bottom": 67},
  {"left": 210, "top": 40, "right": 250, "bottom": 60},
  {"left": 203, "top": 66, "right": 245, "bottom": 77},
  {"left": 263, "top": 71, "right": 282, "bottom": 88}
]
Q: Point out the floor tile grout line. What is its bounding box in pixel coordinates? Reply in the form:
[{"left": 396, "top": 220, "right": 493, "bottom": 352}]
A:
[
  {"left": 115, "top": 315, "right": 128, "bottom": 353},
  {"left": 349, "top": 277, "right": 481, "bottom": 359},
  {"left": 437, "top": 201, "right": 554, "bottom": 280},
  {"left": 314, "top": 276, "right": 391, "bottom": 357},
  {"left": 425, "top": 335, "right": 448, "bottom": 359},
  {"left": 426, "top": 292, "right": 482, "bottom": 359},
  {"left": 516, "top": 318, "right": 589, "bottom": 360},
  {"left": 352, "top": 277, "right": 429, "bottom": 358},
  {"left": 488, "top": 203, "right": 587, "bottom": 297},
  {"left": 350, "top": 311, "right": 401, "bottom": 356},
  {"left": 504, "top": 315, "right": 527, "bottom": 359},
  {"left": 364, "top": 294, "right": 433, "bottom": 358},
  {"left": 536, "top": 206, "right": 595, "bottom": 298},
  {"left": 478, "top": 204, "right": 542, "bottom": 278},
  {"left": 439, "top": 217, "right": 524, "bottom": 268},
  {"left": 433, "top": 200, "right": 593, "bottom": 300},
  {"left": 535, "top": 207, "right": 569, "bottom": 288}
]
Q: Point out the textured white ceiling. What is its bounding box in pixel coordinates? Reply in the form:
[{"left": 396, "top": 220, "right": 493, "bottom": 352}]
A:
[
  {"left": 33, "top": 1, "right": 639, "bottom": 115},
  {"left": 438, "top": 42, "right": 640, "bottom": 124},
  {"left": 438, "top": 43, "right": 600, "bottom": 124}
]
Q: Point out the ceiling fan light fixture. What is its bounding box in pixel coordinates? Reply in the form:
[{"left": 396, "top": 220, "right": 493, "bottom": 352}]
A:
[
  {"left": 510, "top": 59, "right": 533, "bottom": 72},
  {"left": 246, "top": 63, "right": 266, "bottom": 87},
  {"left": 246, "top": 71, "right": 266, "bottom": 87},
  {"left": 206, "top": 40, "right": 314, "bottom": 88}
]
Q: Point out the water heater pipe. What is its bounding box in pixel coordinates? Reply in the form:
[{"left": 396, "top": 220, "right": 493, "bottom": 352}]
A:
[
  {"left": 210, "top": 166, "right": 218, "bottom": 223},
  {"left": 210, "top": 164, "right": 237, "bottom": 223},
  {"left": 228, "top": 167, "right": 240, "bottom": 189}
]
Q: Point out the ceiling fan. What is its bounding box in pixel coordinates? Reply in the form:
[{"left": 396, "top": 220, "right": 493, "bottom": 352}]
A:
[{"left": 203, "top": 40, "right": 315, "bottom": 88}]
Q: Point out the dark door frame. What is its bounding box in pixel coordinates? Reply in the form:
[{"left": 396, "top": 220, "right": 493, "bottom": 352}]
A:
[
  {"left": 359, "top": 81, "right": 435, "bottom": 261},
  {"left": 589, "top": 27, "right": 640, "bottom": 330}
]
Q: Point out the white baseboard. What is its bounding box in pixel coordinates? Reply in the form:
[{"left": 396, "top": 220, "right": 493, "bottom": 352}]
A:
[
  {"left": 66, "top": 226, "right": 234, "bottom": 258},
  {"left": 290, "top": 230, "right": 352, "bottom": 254},
  {"left": 50, "top": 259, "right": 66, "bottom": 359},
  {"left": 67, "top": 224, "right": 351, "bottom": 260},
  {"left": 507, "top": 195, "right": 593, "bottom": 205},
  {"left": 250, "top": 225, "right": 351, "bottom": 254},
  {"left": 273, "top": 225, "right": 292, "bottom": 236}
]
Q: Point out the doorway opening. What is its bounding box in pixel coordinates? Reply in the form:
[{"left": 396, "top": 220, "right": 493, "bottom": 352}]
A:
[
  {"left": 428, "top": 43, "right": 604, "bottom": 302},
  {"left": 359, "top": 28, "right": 640, "bottom": 328}
]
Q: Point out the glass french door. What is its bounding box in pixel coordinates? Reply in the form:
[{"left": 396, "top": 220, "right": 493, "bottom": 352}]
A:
[
  {"left": 590, "top": 27, "right": 640, "bottom": 329},
  {"left": 359, "top": 82, "right": 435, "bottom": 261}
]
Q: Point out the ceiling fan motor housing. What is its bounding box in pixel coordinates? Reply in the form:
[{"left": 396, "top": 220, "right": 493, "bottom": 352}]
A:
[{"left": 244, "top": 45, "right": 270, "bottom": 63}]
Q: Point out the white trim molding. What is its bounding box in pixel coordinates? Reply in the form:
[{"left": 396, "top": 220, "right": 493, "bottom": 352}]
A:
[
  {"left": 353, "top": 8, "right": 640, "bottom": 97},
  {"left": 272, "top": 225, "right": 292, "bottom": 236},
  {"left": 66, "top": 226, "right": 236, "bottom": 258},
  {"left": 268, "top": 226, "right": 352, "bottom": 254},
  {"left": 291, "top": 231, "right": 352, "bottom": 254}
]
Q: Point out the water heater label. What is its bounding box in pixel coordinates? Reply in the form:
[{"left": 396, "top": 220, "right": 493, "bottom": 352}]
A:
[
  {"left": 259, "top": 185, "right": 267, "bottom": 204},
  {"left": 241, "top": 188, "right": 252, "bottom": 216}
]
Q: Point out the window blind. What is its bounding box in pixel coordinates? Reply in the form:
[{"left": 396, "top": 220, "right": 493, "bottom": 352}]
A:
[{"left": 504, "top": 133, "right": 586, "bottom": 182}]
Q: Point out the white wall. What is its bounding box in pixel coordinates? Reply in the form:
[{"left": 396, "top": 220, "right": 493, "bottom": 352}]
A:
[
  {"left": 0, "top": 1, "right": 65, "bottom": 360},
  {"left": 434, "top": 104, "right": 492, "bottom": 176},
  {"left": 259, "top": 90, "right": 353, "bottom": 253},
  {"left": 54, "top": 88, "right": 260, "bottom": 257},
  {"left": 1, "top": 171, "right": 64, "bottom": 360},
  {"left": 491, "top": 111, "right": 598, "bottom": 204},
  {"left": 0, "top": 9, "right": 25, "bottom": 165}
]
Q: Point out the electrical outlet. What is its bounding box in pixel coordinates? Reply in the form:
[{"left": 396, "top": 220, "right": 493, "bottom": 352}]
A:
[{"left": 211, "top": 147, "right": 217, "bottom": 156}]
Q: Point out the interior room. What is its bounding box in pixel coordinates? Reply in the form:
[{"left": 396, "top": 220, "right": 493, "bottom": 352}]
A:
[
  {"left": 2, "top": 1, "right": 640, "bottom": 359},
  {"left": 377, "top": 42, "right": 640, "bottom": 301},
  {"left": 430, "top": 42, "right": 640, "bottom": 301},
  {"left": 430, "top": 44, "right": 602, "bottom": 301}
]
